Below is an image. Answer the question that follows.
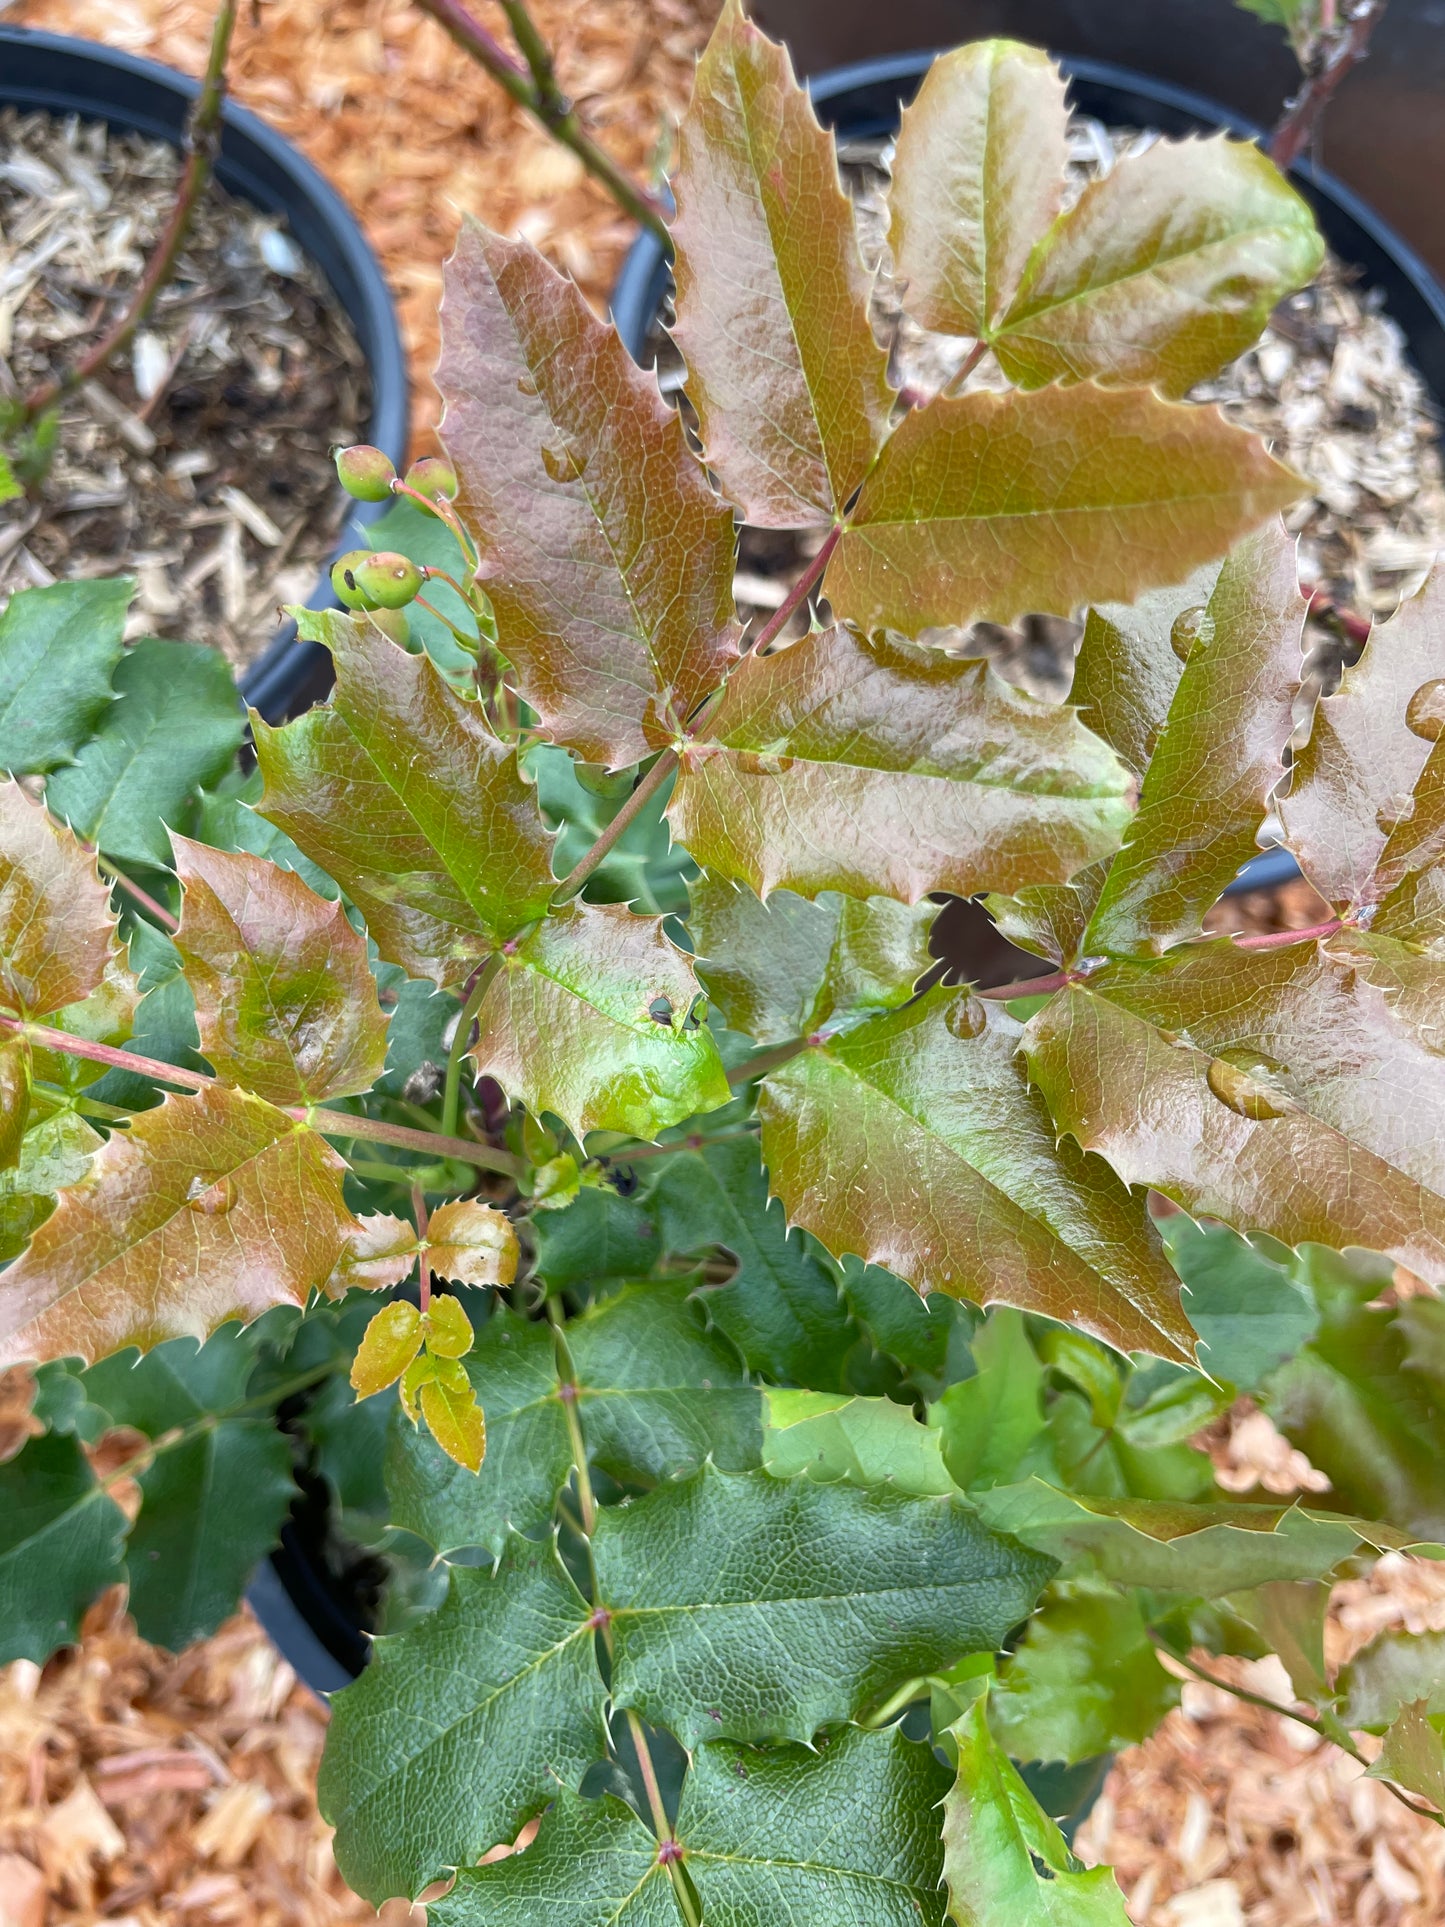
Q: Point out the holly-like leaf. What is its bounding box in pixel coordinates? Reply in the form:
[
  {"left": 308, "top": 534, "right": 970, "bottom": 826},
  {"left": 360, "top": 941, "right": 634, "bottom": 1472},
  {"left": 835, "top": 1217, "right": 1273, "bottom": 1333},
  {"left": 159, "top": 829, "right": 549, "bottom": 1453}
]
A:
[
  {"left": 0, "top": 1086, "right": 360, "bottom": 1367},
  {"left": 427, "top": 1201, "right": 519, "bottom": 1285},
  {"left": 647, "top": 1136, "right": 858, "bottom": 1387},
  {"left": 1372, "top": 730, "right": 1445, "bottom": 944},
  {"left": 596, "top": 1463, "right": 1054, "bottom": 1746},
  {"left": 935, "top": 1308, "right": 1051, "bottom": 1492},
  {"left": 669, "top": 0, "right": 893, "bottom": 528},
  {"left": 531, "top": 1182, "right": 659, "bottom": 1288},
  {"left": 1024, "top": 976, "right": 1445, "bottom": 1292},
  {"left": 431, "top": 1790, "right": 670, "bottom": 1926},
  {"left": 1369, "top": 1701, "right": 1445, "bottom": 1811},
  {"left": 840, "top": 1256, "right": 973, "bottom": 1398},
  {"left": 437, "top": 223, "right": 740, "bottom": 766},
  {"left": 1161, "top": 1215, "right": 1318, "bottom": 1392},
  {"left": 1341, "top": 1628, "right": 1445, "bottom": 1730},
  {"left": 1082, "top": 521, "right": 1304, "bottom": 955},
  {"left": 388, "top": 1285, "right": 760, "bottom": 1558},
  {"left": 888, "top": 40, "right": 1068, "bottom": 348},
  {"left": 942, "top": 1699, "right": 1132, "bottom": 1926},
  {"left": 825, "top": 384, "right": 1304, "bottom": 638},
  {"left": 689, "top": 875, "right": 935, "bottom": 1046},
  {"left": 1230, "top": 1579, "right": 1331, "bottom": 1706},
  {"left": 468, "top": 902, "right": 729, "bottom": 1139},
  {"left": 990, "top": 1580, "right": 1179, "bottom": 1764},
  {"left": 0, "top": 1111, "right": 102, "bottom": 1265},
  {"left": 318, "top": 1537, "right": 606, "bottom": 1903},
  {"left": 171, "top": 835, "right": 388, "bottom": 1104},
  {"left": 45, "top": 638, "right": 244, "bottom": 868},
  {"left": 0, "top": 1431, "right": 128, "bottom": 1664},
  {"left": 759, "top": 987, "right": 1194, "bottom": 1361},
  {"left": 0, "top": 578, "right": 128, "bottom": 776},
  {"left": 0, "top": 780, "right": 115, "bottom": 1019},
  {"left": 762, "top": 1387, "right": 953, "bottom": 1496},
  {"left": 1281, "top": 563, "right": 1445, "bottom": 916},
  {"left": 254, "top": 610, "right": 555, "bottom": 990},
  {"left": 81, "top": 1328, "right": 294, "bottom": 1650},
  {"left": 671, "top": 627, "right": 1133, "bottom": 904},
  {"left": 418, "top": 1367, "right": 486, "bottom": 1473}
]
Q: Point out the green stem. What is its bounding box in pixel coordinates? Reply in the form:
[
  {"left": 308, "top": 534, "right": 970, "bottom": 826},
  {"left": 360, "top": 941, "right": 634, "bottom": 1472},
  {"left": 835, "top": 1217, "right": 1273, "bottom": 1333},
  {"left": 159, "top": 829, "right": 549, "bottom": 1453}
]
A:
[
  {"left": 598, "top": 1127, "right": 759, "bottom": 1164},
  {"left": 860, "top": 1677, "right": 927, "bottom": 1729},
  {"left": 442, "top": 956, "right": 502, "bottom": 1139},
  {"left": 412, "top": 595, "right": 479, "bottom": 655},
  {"left": 726, "top": 1037, "right": 811, "bottom": 1087},
  {"left": 551, "top": 751, "right": 678, "bottom": 906},
  {"left": 97, "top": 1359, "right": 335, "bottom": 1494},
  {"left": 21, "top": 0, "right": 239, "bottom": 421}
]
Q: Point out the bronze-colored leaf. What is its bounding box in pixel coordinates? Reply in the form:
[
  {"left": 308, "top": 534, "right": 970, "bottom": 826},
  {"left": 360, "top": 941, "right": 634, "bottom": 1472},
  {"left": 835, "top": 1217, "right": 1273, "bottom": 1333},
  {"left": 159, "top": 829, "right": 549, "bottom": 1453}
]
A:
[
  {"left": 758, "top": 986, "right": 1193, "bottom": 1360},
  {"left": 1024, "top": 983, "right": 1445, "bottom": 1290},
  {"left": 1070, "top": 566, "right": 1224, "bottom": 780},
  {"left": 1374, "top": 731, "right": 1445, "bottom": 944},
  {"left": 330, "top": 1213, "right": 418, "bottom": 1293},
  {"left": 0, "top": 1034, "right": 28, "bottom": 1172},
  {"left": 425, "top": 1200, "right": 519, "bottom": 1288},
  {"left": 669, "top": 626, "right": 1133, "bottom": 903},
  {"left": 826, "top": 384, "right": 1305, "bottom": 636},
  {"left": 172, "top": 835, "right": 389, "bottom": 1105},
  {"left": 0, "top": 1085, "right": 360, "bottom": 1367},
  {"left": 1281, "top": 563, "right": 1445, "bottom": 916},
  {"left": 437, "top": 223, "right": 740, "bottom": 766},
  {"left": 254, "top": 611, "right": 555, "bottom": 990},
  {"left": 0, "top": 780, "right": 114, "bottom": 1019},
  {"left": 669, "top": 0, "right": 893, "bottom": 526},
  {"left": 470, "top": 903, "right": 730, "bottom": 1140},
  {"left": 1084, "top": 521, "right": 1304, "bottom": 955},
  {"left": 888, "top": 40, "right": 1070, "bottom": 341}
]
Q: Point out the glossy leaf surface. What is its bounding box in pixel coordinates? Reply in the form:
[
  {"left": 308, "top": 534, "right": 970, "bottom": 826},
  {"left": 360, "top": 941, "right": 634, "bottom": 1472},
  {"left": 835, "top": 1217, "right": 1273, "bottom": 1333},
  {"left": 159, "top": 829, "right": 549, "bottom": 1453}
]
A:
[
  {"left": 0, "top": 781, "right": 114, "bottom": 1019},
  {"left": 438, "top": 223, "right": 740, "bottom": 765},
  {"left": 671, "top": 627, "right": 1133, "bottom": 903},
  {"left": 255, "top": 611, "right": 555, "bottom": 989},
  {"left": 669, "top": 0, "right": 892, "bottom": 526},
  {"left": 0, "top": 577, "right": 127, "bottom": 776},
  {"left": 1070, "top": 566, "right": 1223, "bottom": 779},
  {"left": 826, "top": 384, "right": 1303, "bottom": 637},
  {"left": 432, "top": 1792, "right": 671, "bottom": 1926},
  {"left": 0, "top": 1432, "right": 127, "bottom": 1664},
  {"left": 762, "top": 1387, "right": 953, "bottom": 1495}
]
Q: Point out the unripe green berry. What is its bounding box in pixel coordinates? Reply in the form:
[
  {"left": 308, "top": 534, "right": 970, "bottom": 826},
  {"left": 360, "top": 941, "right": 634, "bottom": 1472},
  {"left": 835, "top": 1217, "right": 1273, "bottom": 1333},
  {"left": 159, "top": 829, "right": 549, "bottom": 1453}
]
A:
[
  {"left": 367, "top": 607, "right": 412, "bottom": 646},
  {"left": 350, "top": 551, "right": 426, "bottom": 609},
  {"left": 331, "top": 549, "right": 377, "bottom": 609},
  {"left": 334, "top": 443, "right": 398, "bottom": 502},
  {"left": 404, "top": 456, "right": 459, "bottom": 505}
]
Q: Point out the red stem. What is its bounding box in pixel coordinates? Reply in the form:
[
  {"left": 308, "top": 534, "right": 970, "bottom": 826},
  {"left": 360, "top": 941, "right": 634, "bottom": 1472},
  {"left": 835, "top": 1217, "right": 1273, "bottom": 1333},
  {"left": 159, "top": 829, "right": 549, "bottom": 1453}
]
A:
[
  {"left": 97, "top": 859, "right": 180, "bottom": 934},
  {"left": 1231, "top": 916, "right": 1343, "bottom": 949},
  {"left": 977, "top": 968, "right": 1072, "bottom": 1002},
  {"left": 413, "top": 1183, "right": 432, "bottom": 1312},
  {"left": 747, "top": 526, "right": 840, "bottom": 657},
  {"left": 1269, "top": 0, "right": 1388, "bottom": 171},
  {"left": 1302, "top": 583, "right": 1371, "bottom": 649}
]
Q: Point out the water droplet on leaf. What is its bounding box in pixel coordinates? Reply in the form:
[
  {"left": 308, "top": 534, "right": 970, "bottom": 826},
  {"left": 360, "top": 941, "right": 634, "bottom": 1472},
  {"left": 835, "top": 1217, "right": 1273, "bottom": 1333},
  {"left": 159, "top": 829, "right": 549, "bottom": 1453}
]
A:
[
  {"left": 186, "top": 1174, "right": 238, "bottom": 1214},
  {"left": 1406, "top": 677, "right": 1445, "bottom": 740},
  {"left": 944, "top": 993, "right": 987, "bottom": 1040},
  {"left": 1206, "top": 1056, "right": 1292, "bottom": 1120},
  {"left": 516, "top": 372, "right": 539, "bottom": 397},
  {"left": 1377, "top": 794, "right": 1415, "bottom": 835},
  {"left": 1171, "top": 606, "right": 1210, "bottom": 662}
]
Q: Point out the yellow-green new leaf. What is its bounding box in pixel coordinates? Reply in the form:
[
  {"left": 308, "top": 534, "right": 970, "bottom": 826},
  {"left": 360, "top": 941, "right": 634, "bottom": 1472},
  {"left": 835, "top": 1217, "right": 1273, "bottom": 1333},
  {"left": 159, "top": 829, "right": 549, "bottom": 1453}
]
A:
[
  {"left": 172, "top": 835, "right": 388, "bottom": 1104},
  {"left": 470, "top": 902, "right": 729, "bottom": 1140},
  {"left": 254, "top": 612, "right": 555, "bottom": 990},
  {"left": 352, "top": 1301, "right": 424, "bottom": 1398},
  {"left": 670, "top": 0, "right": 893, "bottom": 526},
  {"left": 826, "top": 383, "right": 1304, "bottom": 638},
  {"left": 0, "top": 1085, "right": 361, "bottom": 1367},
  {"left": 422, "top": 1290, "right": 474, "bottom": 1358},
  {"left": 418, "top": 1367, "right": 486, "bottom": 1474},
  {"left": 0, "top": 780, "right": 115, "bottom": 1019},
  {"left": 670, "top": 626, "right": 1133, "bottom": 904}
]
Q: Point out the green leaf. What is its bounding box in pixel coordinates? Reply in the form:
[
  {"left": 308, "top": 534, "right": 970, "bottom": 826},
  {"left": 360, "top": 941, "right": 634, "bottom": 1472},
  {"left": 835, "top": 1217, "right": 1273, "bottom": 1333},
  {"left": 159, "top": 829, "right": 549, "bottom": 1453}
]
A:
[
  {"left": 436, "top": 223, "right": 740, "bottom": 767},
  {"left": 171, "top": 834, "right": 388, "bottom": 1104},
  {"left": 1083, "top": 522, "right": 1304, "bottom": 955},
  {"left": 759, "top": 987, "right": 1194, "bottom": 1362},
  {"left": 0, "top": 1087, "right": 361, "bottom": 1368},
  {"left": 596, "top": 1463, "right": 1054, "bottom": 1746},
  {"left": 840, "top": 1256, "right": 974, "bottom": 1397},
  {"left": 0, "top": 779, "right": 116, "bottom": 1019},
  {"left": 1369, "top": 1701, "right": 1445, "bottom": 1811},
  {"left": 647, "top": 1137, "right": 858, "bottom": 1388},
  {"left": 0, "top": 578, "right": 128, "bottom": 776},
  {"left": 942, "top": 1698, "right": 1132, "bottom": 1926},
  {"left": 469, "top": 902, "right": 729, "bottom": 1139},
  {"left": 318, "top": 1537, "right": 606, "bottom": 1902},
  {"left": 1229, "top": 1579, "right": 1331, "bottom": 1705},
  {"left": 0, "top": 1111, "right": 102, "bottom": 1265},
  {"left": 254, "top": 609, "right": 555, "bottom": 990},
  {"left": 531, "top": 1181, "right": 659, "bottom": 1289},
  {"left": 1069, "top": 566, "right": 1225, "bottom": 780},
  {"left": 671, "top": 627, "right": 1133, "bottom": 904},
  {"left": 1161, "top": 1215, "right": 1318, "bottom": 1391},
  {"left": 1341, "top": 1628, "right": 1445, "bottom": 1730},
  {"left": 431, "top": 1791, "right": 672, "bottom": 1926},
  {"left": 669, "top": 0, "right": 893, "bottom": 528},
  {"left": 689, "top": 875, "right": 935, "bottom": 1047},
  {"left": 762, "top": 1387, "right": 953, "bottom": 1495},
  {"left": 888, "top": 40, "right": 1068, "bottom": 347},
  {"left": 82, "top": 1328, "right": 294, "bottom": 1650},
  {"left": 826, "top": 384, "right": 1304, "bottom": 639},
  {"left": 990, "top": 1580, "right": 1179, "bottom": 1763},
  {"left": 388, "top": 1285, "right": 759, "bottom": 1558},
  {"left": 935, "top": 1308, "right": 1051, "bottom": 1492},
  {"left": 0, "top": 1431, "right": 128, "bottom": 1664},
  {"left": 45, "top": 638, "right": 244, "bottom": 867}
]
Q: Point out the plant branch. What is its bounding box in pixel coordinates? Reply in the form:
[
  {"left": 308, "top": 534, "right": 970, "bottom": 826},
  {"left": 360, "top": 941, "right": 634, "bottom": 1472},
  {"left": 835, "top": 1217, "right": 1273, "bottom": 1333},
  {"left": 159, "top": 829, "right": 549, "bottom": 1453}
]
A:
[
  {"left": 726, "top": 1037, "right": 810, "bottom": 1086},
  {"left": 22, "top": 0, "right": 239, "bottom": 421},
  {"left": 976, "top": 968, "right": 1072, "bottom": 1003},
  {"left": 442, "top": 956, "right": 501, "bottom": 1138},
  {"left": 1269, "top": 0, "right": 1388, "bottom": 171},
  {"left": 96, "top": 858, "right": 180, "bottom": 934},
  {"left": 746, "top": 525, "right": 841, "bottom": 658},
  {"left": 1232, "top": 916, "right": 1343, "bottom": 950},
  {"left": 598, "top": 1127, "right": 759, "bottom": 1164},
  {"left": 412, "top": 1184, "right": 432, "bottom": 1312},
  {"left": 410, "top": 0, "right": 670, "bottom": 244},
  {"left": 551, "top": 751, "right": 679, "bottom": 904}
]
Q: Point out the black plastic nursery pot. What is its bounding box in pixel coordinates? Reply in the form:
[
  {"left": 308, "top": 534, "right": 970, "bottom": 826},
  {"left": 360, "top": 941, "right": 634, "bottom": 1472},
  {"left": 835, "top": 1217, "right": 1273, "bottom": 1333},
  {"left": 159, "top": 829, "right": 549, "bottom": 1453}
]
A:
[{"left": 0, "top": 27, "right": 409, "bottom": 723}]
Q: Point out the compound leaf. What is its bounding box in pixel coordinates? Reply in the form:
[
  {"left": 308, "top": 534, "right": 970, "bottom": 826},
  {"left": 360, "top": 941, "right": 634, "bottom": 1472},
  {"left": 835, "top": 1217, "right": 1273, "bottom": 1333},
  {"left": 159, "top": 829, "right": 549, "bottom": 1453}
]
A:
[
  {"left": 826, "top": 384, "right": 1304, "bottom": 638},
  {"left": 437, "top": 223, "right": 740, "bottom": 766},
  {"left": 318, "top": 1538, "right": 606, "bottom": 1902},
  {"left": 171, "top": 834, "right": 388, "bottom": 1104},
  {"left": 670, "top": 0, "right": 892, "bottom": 527},
  {"left": 759, "top": 987, "right": 1194, "bottom": 1362},
  {"left": 672, "top": 627, "right": 1132, "bottom": 905},
  {"left": 469, "top": 902, "right": 729, "bottom": 1139},
  {"left": 0, "top": 577, "right": 128, "bottom": 776},
  {"left": 0, "top": 780, "right": 115, "bottom": 1018},
  {"left": 45, "top": 638, "right": 245, "bottom": 868},
  {"left": 595, "top": 1462, "right": 1053, "bottom": 1746},
  {"left": 0, "top": 1086, "right": 360, "bottom": 1368},
  {"left": 0, "top": 1431, "right": 128, "bottom": 1664},
  {"left": 254, "top": 610, "right": 555, "bottom": 990}
]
